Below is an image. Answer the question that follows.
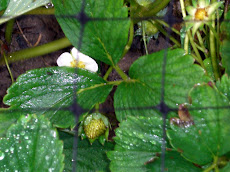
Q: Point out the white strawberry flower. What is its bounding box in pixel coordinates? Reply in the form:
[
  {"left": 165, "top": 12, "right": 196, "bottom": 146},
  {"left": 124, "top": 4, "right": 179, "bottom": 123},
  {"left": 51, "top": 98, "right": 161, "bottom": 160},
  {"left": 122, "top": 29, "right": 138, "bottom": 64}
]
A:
[
  {"left": 184, "top": 0, "right": 223, "bottom": 36},
  {"left": 57, "top": 47, "right": 98, "bottom": 73}
]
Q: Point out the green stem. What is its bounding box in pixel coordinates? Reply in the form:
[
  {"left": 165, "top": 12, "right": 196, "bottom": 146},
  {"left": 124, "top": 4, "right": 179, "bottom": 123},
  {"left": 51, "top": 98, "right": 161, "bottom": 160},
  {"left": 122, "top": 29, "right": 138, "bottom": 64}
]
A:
[
  {"left": 184, "top": 33, "right": 189, "bottom": 54},
  {"left": 5, "top": 18, "right": 15, "bottom": 44},
  {"left": 204, "top": 156, "right": 219, "bottom": 172},
  {"left": 0, "top": 37, "right": 72, "bottom": 65},
  {"left": 209, "top": 14, "right": 220, "bottom": 80},
  {"left": 179, "top": 0, "right": 187, "bottom": 18},
  {"left": 154, "top": 21, "right": 181, "bottom": 47},
  {"left": 155, "top": 20, "right": 181, "bottom": 35},
  {"left": 113, "top": 65, "right": 129, "bottom": 81},
  {"left": 122, "top": 20, "right": 134, "bottom": 57},
  {"left": 3, "top": 52, "right": 14, "bottom": 83},
  {"left": 142, "top": 21, "right": 149, "bottom": 55},
  {"left": 103, "top": 66, "right": 113, "bottom": 81},
  {"left": 188, "top": 31, "right": 205, "bottom": 68},
  {"left": 196, "top": 32, "right": 208, "bottom": 58}
]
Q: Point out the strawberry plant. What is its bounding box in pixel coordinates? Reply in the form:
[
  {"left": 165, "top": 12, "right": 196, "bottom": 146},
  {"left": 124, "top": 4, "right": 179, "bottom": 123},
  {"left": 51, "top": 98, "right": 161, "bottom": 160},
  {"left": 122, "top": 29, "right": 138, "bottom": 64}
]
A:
[{"left": 0, "top": 0, "right": 230, "bottom": 171}]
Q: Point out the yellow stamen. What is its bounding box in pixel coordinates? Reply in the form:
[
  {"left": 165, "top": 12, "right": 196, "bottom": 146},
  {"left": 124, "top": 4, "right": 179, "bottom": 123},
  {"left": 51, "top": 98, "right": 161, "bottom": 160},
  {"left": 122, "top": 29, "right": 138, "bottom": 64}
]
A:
[
  {"left": 70, "top": 60, "right": 86, "bottom": 68},
  {"left": 195, "top": 8, "right": 207, "bottom": 20}
]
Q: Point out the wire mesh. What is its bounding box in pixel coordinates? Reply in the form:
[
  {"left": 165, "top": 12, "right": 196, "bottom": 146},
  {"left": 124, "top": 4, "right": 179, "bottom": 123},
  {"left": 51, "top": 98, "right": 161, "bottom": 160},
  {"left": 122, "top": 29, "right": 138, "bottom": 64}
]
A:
[{"left": 1, "top": 0, "right": 230, "bottom": 171}]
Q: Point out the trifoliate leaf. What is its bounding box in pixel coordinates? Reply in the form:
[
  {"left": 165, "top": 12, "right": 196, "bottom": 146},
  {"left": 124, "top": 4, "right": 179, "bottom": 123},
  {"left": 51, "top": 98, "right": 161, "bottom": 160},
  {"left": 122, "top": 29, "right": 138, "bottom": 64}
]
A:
[
  {"left": 114, "top": 48, "right": 208, "bottom": 121},
  {"left": 3, "top": 67, "right": 113, "bottom": 128}
]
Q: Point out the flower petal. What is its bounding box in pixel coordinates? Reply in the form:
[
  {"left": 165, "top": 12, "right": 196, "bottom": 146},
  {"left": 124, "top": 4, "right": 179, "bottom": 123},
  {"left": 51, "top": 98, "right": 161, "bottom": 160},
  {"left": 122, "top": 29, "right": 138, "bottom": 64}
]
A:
[
  {"left": 192, "top": 22, "right": 203, "bottom": 36},
  {"left": 207, "top": 1, "right": 224, "bottom": 16},
  {"left": 57, "top": 52, "right": 73, "bottom": 67},
  {"left": 198, "top": 0, "right": 209, "bottom": 8},
  {"left": 71, "top": 47, "right": 98, "bottom": 72},
  {"left": 186, "top": 6, "right": 196, "bottom": 16}
]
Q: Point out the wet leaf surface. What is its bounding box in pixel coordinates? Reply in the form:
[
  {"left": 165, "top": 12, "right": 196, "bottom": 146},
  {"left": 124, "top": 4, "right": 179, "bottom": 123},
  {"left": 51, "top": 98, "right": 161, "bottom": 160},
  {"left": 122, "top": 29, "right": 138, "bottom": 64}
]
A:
[{"left": 0, "top": 114, "right": 64, "bottom": 171}]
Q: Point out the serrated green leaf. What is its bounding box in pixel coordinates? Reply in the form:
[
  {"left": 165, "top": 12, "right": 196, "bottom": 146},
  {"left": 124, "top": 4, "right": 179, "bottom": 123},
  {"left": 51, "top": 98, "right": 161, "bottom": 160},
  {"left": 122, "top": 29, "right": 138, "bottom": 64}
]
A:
[
  {"left": 220, "top": 10, "right": 230, "bottom": 76},
  {"left": 146, "top": 151, "right": 201, "bottom": 172},
  {"left": 53, "top": 0, "right": 130, "bottom": 65},
  {"left": 0, "top": 109, "right": 22, "bottom": 137},
  {"left": 59, "top": 131, "right": 113, "bottom": 172},
  {"left": 167, "top": 84, "right": 230, "bottom": 165},
  {"left": 0, "top": 0, "right": 9, "bottom": 11},
  {"left": 108, "top": 115, "right": 166, "bottom": 172},
  {"left": 216, "top": 74, "right": 230, "bottom": 101},
  {"left": 0, "top": 0, "right": 50, "bottom": 25},
  {"left": 0, "top": 114, "right": 64, "bottom": 171},
  {"left": 3, "top": 67, "right": 113, "bottom": 128},
  {"left": 115, "top": 48, "right": 208, "bottom": 121}
]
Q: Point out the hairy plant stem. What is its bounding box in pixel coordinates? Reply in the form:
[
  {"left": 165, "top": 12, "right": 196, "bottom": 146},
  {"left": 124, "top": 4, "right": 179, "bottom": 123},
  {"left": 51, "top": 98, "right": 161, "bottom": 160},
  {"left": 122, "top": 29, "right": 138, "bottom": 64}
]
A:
[
  {"left": 0, "top": 37, "right": 72, "bottom": 65},
  {"left": 209, "top": 14, "right": 220, "bottom": 80}
]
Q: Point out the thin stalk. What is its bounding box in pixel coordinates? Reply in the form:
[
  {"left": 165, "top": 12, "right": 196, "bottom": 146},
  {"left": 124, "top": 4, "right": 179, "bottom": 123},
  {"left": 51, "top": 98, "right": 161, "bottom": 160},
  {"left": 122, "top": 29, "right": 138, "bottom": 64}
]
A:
[
  {"left": 180, "top": 0, "right": 190, "bottom": 52},
  {"left": 188, "top": 31, "right": 205, "bottom": 68},
  {"left": 5, "top": 18, "right": 15, "bottom": 44},
  {"left": 103, "top": 66, "right": 113, "bottom": 81},
  {"left": 113, "top": 65, "right": 129, "bottom": 81},
  {"left": 3, "top": 52, "right": 14, "bottom": 83},
  {"left": 179, "top": 0, "right": 187, "bottom": 18},
  {"left": 154, "top": 22, "right": 181, "bottom": 47},
  {"left": 196, "top": 32, "right": 208, "bottom": 58},
  {"left": 142, "top": 21, "right": 149, "bottom": 55},
  {"left": 122, "top": 20, "right": 134, "bottom": 57},
  {"left": 0, "top": 37, "right": 72, "bottom": 65},
  {"left": 184, "top": 33, "right": 189, "bottom": 54},
  {"left": 156, "top": 20, "right": 180, "bottom": 35},
  {"left": 209, "top": 14, "right": 220, "bottom": 80}
]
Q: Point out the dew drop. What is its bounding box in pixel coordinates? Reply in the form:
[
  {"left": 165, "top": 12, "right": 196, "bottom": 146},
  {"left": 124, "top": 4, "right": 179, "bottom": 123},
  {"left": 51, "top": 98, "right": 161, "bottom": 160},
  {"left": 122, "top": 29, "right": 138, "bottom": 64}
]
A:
[{"left": 0, "top": 151, "right": 5, "bottom": 160}]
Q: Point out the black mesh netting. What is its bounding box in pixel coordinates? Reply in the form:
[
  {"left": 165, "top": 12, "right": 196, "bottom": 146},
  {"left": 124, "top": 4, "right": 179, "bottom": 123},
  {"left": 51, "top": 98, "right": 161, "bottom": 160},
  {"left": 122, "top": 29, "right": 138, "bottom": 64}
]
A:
[{"left": 1, "top": 0, "right": 230, "bottom": 171}]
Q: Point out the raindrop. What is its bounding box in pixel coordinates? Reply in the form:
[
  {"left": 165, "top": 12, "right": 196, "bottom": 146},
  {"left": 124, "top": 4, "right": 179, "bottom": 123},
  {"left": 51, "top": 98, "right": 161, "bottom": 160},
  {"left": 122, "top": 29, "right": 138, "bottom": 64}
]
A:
[
  {"left": 45, "top": 155, "right": 49, "bottom": 160},
  {"left": 20, "top": 131, "right": 25, "bottom": 136},
  {"left": 10, "top": 147, "right": 14, "bottom": 153},
  {"left": 0, "top": 151, "right": 5, "bottom": 160},
  {"left": 24, "top": 136, "right": 29, "bottom": 140},
  {"left": 45, "top": 3, "right": 54, "bottom": 9}
]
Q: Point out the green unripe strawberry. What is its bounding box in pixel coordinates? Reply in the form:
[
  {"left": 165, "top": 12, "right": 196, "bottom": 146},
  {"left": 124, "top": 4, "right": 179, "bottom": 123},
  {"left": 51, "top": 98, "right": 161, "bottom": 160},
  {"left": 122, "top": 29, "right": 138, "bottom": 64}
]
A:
[
  {"left": 84, "top": 119, "right": 106, "bottom": 139},
  {"left": 78, "top": 112, "right": 110, "bottom": 145}
]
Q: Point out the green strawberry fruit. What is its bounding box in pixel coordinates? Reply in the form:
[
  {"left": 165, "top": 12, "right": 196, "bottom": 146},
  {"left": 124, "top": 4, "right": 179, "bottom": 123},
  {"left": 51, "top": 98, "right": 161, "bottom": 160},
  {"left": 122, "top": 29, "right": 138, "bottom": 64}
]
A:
[
  {"left": 84, "top": 119, "right": 106, "bottom": 139},
  {"left": 78, "top": 112, "right": 110, "bottom": 145}
]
